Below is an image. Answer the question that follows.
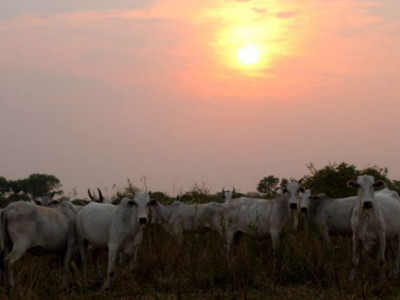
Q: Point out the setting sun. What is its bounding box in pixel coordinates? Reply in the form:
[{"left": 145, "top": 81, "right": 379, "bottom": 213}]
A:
[{"left": 237, "top": 44, "right": 260, "bottom": 65}]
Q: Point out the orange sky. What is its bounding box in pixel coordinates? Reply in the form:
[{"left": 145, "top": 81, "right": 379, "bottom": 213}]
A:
[{"left": 1, "top": 0, "right": 400, "bottom": 197}]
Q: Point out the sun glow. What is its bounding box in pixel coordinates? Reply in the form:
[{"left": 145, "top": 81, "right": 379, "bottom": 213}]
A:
[
  {"left": 237, "top": 44, "right": 260, "bottom": 65},
  {"left": 200, "top": 2, "right": 299, "bottom": 78}
]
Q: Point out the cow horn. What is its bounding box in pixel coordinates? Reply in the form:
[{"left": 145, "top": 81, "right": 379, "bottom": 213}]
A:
[
  {"left": 88, "top": 189, "right": 95, "bottom": 201},
  {"left": 97, "top": 188, "right": 104, "bottom": 202}
]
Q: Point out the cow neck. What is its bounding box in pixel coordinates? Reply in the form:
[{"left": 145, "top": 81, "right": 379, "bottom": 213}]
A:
[
  {"left": 158, "top": 201, "right": 181, "bottom": 220},
  {"left": 307, "top": 195, "right": 328, "bottom": 226},
  {"left": 277, "top": 193, "right": 296, "bottom": 227}
]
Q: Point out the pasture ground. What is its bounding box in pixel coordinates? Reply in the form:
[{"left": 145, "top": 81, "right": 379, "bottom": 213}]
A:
[{"left": 2, "top": 224, "right": 400, "bottom": 299}]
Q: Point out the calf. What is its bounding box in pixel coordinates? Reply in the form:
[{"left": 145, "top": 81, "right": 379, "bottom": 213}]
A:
[
  {"left": 0, "top": 201, "right": 77, "bottom": 289},
  {"left": 76, "top": 193, "right": 157, "bottom": 290}
]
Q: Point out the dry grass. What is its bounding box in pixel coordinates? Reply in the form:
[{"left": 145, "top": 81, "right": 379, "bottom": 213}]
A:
[{"left": 2, "top": 223, "right": 400, "bottom": 299}]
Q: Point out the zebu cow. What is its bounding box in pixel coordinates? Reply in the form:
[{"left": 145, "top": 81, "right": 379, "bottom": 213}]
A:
[
  {"left": 299, "top": 190, "right": 356, "bottom": 245},
  {"left": 347, "top": 175, "right": 400, "bottom": 282},
  {"left": 0, "top": 201, "right": 77, "bottom": 289},
  {"left": 151, "top": 200, "right": 224, "bottom": 245},
  {"left": 76, "top": 193, "right": 157, "bottom": 290},
  {"left": 375, "top": 188, "right": 400, "bottom": 200},
  {"left": 31, "top": 191, "right": 57, "bottom": 206},
  {"left": 223, "top": 181, "right": 303, "bottom": 257},
  {"left": 221, "top": 187, "right": 237, "bottom": 203}
]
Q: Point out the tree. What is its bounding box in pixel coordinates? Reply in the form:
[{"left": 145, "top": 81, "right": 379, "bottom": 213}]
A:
[
  {"left": 257, "top": 175, "right": 288, "bottom": 199},
  {"left": 8, "top": 173, "right": 61, "bottom": 198}
]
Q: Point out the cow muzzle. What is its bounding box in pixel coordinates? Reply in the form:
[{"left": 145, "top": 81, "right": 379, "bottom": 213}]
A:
[
  {"left": 301, "top": 207, "right": 308, "bottom": 213},
  {"left": 363, "top": 202, "right": 373, "bottom": 209},
  {"left": 290, "top": 203, "right": 298, "bottom": 210},
  {"left": 139, "top": 217, "right": 148, "bottom": 225}
]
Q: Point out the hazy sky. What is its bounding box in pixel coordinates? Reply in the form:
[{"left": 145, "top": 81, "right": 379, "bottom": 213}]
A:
[{"left": 1, "top": 0, "right": 400, "bottom": 197}]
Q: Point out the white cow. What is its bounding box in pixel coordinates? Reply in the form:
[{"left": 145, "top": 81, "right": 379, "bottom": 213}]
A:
[
  {"left": 223, "top": 181, "right": 303, "bottom": 257},
  {"left": 0, "top": 201, "right": 77, "bottom": 289},
  {"left": 76, "top": 193, "right": 157, "bottom": 290},
  {"left": 299, "top": 190, "right": 356, "bottom": 245},
  {"left": 347, "top": 175, "right": 400, "bottom": 282},
  {"left": 31, "top": 192, "right": 58, "bottom": 206},
  {"left": 151, "top": 200, "right": 224, "bottom": 245},
  {"left": 221, "top": 187, "right": 237, "bottom": 203},
  {"left": 375, "top": 187, "right": 400, "bottom": 200}
]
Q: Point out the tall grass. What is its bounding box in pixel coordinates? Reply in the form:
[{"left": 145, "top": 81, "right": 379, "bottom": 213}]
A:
[{"left": 2, "top": 210, "right": 400, "bottom": 299}]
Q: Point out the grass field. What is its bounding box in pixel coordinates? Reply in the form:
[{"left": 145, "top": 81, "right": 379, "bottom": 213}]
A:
[{"left": 2, "top": 218, "right": 400, "bottom": 300}]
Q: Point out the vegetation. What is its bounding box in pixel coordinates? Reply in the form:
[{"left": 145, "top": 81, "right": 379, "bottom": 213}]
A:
[
  {"left": 256, "top": 175, "right": 289, "bottom": 199},
  {"left": 301, "top": 162, "right": 396, "bottom": 198},
  {"left": 1, "top": 163, "right": 400, "bottom": 299},
  {"left": 0, "top": 173, "right": 61, "bottom": 207}
]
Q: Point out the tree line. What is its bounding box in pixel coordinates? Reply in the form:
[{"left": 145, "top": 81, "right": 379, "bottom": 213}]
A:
[{"left": 1, "top": 162, "right": 399, "bottom": 207}]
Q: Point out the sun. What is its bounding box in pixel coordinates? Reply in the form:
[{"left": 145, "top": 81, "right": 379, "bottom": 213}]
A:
[{"left": 237, "top": 44, "right": 260, "bottom": 66}]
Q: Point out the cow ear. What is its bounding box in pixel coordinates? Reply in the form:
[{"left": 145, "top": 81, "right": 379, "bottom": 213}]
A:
[
  {"left": 149, "top": 200, "right": 158, "bottom": 207},
  {"left": 347, "top": 180, "right": 359, "bottom": 188},
  {"left": 309, "top": 195, "right": 320, "bottom": 201},
  {"left": 282, "top": 188, "right": 288, "bottom": 194},
  {"left": 373, "top": 180, "right": 386, "bottom": 189},
  {"left": 299, "top": 187, "right": 305, "bottom": 193}
]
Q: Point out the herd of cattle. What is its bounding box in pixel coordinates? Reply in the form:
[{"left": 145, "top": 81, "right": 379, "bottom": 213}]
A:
[{"left": 0, "top": 174, "right": 399, "bottom": 291}]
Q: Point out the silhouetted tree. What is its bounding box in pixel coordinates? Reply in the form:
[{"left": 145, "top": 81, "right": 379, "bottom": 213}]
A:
[{"left": 257, "top": 175, "right": 288, "bottom": 199}]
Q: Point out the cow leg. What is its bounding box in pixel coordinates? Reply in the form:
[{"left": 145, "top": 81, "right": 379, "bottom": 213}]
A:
[
  {"left": 5, "top": 242, "right": 29, "bottom": 289},
  {"left": 175, "top": 231, "right": 184, "bottom": 248},
  {"left": 349, "top": 236, "right": 362, "bottom": 282},
  {"left": 103, "top": 242, "right": 119, "bottom": 290},
  {"left": 61, "top": 241, "right": 75, "bottom": 290},
  {"left": 270, "top": 229, "right": 280, "bottom": 251},
  {"left": 225, "top": 230, "right": 236, "bottom": 259},
  {"left": 93, "top": 250, "right": 102, "bottom": 284},
  {"left": 77, "top": 238, "right": 89, "bottom": 287},
  {"left": 128, "top": 231, "right": 143, "bottom": 272},
  {"left": 377, "top": 229, "right": 386, "bottom": 280},
  {"left": 394, "top": 237, "right": 400, "bottom": 278},
  {"left": 322, "top": 226, "right": 331, "bottom": 249}
]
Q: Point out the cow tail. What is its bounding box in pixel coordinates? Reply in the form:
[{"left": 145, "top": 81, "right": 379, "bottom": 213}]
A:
[{"left": 0, "top": 209, "right": 10, "bottom": 269}]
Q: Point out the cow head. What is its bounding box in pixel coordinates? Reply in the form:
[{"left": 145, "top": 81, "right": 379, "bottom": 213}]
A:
[
  {"left": 347, "top": 175, "right": 385, "bottom": 209},
  {"left": 282, "top": 181, "right": 304, "bottom": 211},
  {"left": 221, "top": 187, "right": 237, "bottom": 202},
  {"left": 282, "top": 181, "right": 304, "bottom": 229},
  {"left": 33, "top": 191, "right": 58, "bottom": 206},
  {"left": 125, "top": 193, "right": 158, "bottom": 226}
]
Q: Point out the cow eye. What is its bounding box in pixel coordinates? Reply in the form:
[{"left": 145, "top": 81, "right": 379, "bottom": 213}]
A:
[
  {"left": 128, "top": 200, "right": 137, "bottom": 207},
  {"left": 148, "top": 200, "right": 158, "bottom": 206}
]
